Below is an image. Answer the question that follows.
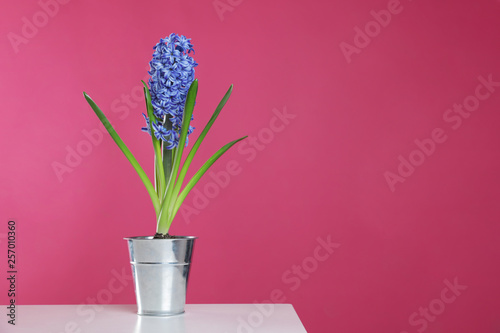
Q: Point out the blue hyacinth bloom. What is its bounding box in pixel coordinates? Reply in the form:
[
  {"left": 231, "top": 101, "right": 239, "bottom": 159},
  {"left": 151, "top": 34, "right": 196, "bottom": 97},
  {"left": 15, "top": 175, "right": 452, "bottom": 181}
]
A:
[
  {"left": 142, "top": 33, "right": 198, "bottom": 149},
  {"left": 152, "top": 121, "right": 169, "bottom": 141},
  {"left": 140, "top": 113, "right": 151, "bottom": 135}
]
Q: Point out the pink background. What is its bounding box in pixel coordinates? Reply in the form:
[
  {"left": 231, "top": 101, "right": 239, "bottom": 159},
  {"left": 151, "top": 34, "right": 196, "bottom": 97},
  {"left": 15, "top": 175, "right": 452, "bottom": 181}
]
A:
[{"left": 1, "top": 0, "right": 500, "bottom": 332}]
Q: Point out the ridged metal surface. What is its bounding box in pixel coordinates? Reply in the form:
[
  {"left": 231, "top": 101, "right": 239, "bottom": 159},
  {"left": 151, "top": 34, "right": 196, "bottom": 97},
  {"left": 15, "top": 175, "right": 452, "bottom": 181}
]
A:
[{"left": 125, "top": 236, "right": 196, "bottom": 316}]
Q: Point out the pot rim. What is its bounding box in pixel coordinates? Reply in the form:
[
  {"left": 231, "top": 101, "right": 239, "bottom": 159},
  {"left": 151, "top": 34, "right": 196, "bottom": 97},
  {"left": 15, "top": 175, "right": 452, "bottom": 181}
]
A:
[{"left": 124, "top": 236, "right": 197, "bottom": 240}]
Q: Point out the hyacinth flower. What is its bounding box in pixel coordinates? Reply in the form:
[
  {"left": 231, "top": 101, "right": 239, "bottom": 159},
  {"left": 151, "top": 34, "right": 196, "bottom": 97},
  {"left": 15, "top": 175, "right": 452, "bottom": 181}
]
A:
[{"left": 83, "top": 34, "right": 246, "bottom": 237}]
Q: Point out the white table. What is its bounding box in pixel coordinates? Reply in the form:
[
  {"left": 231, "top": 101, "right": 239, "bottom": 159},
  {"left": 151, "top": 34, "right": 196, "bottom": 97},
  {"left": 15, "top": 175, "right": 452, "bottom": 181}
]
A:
[{"left": 2, "top": 304, "right": 307, "bottom": 332}]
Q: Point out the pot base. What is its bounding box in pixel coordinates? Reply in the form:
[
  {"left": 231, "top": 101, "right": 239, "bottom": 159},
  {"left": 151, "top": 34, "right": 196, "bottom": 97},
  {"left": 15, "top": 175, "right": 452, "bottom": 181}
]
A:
[{"left": 138, "top": 310, "right": 185, "bottom": 316}]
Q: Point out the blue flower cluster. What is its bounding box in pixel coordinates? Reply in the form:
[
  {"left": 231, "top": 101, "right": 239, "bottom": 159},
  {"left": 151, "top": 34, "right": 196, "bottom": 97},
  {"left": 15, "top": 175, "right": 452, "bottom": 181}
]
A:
[{"left": 141, "top": 33, "right": 198, "bottom": 149}]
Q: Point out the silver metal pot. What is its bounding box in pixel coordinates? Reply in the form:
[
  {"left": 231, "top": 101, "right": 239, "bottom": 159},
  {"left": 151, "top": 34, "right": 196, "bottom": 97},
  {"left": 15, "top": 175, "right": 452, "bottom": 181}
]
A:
[{"left": 124, "top": 236, "right": 197, "bottom": 316}]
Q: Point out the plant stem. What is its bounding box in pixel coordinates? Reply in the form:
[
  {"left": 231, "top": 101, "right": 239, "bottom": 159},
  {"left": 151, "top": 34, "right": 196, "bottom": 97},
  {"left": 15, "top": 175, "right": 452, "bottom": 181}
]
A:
[
  {"left": 154, "top": 140, "right": 165, "bottom": 202},
  {"left": 157, "top": 80, "right": 198, "bottom": 234}
]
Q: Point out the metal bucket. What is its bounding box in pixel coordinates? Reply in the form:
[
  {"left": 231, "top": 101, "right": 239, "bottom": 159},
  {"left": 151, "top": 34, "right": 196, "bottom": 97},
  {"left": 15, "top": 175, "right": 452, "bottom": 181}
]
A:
[{"left": 124, "top": 236, "right": 197, "bottom": 316}]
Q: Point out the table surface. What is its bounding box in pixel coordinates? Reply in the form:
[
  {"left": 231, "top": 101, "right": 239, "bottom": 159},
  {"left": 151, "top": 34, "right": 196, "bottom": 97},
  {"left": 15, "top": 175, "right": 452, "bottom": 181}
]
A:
[{"left": 2, "top": 304, "right": 307, "bottom": 333}]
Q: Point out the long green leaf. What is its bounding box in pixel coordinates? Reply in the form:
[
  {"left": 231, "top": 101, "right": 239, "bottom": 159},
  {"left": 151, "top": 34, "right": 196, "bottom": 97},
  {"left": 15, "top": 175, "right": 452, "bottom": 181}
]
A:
[
  {"left": 83, "top": 92, "right": 160, "bottom": 217},
  {"left": 157, "top": 80, "right": 198, "bottom": 233},
  {"left": 166, "top": 136, "right": 247, "bottom": 228},
  {"left": 169, "top": 85, "right": 233, "bottom": 212},
  {"left": 142, "top": 81, "right": 165, "bottom": 200}
]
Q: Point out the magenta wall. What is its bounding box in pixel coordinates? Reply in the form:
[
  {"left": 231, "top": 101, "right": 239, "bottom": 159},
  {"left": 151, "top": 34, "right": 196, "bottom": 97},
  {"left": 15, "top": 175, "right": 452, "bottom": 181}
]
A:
[{"left": 1, "top": 0, "right": 500, "bottom": 332}]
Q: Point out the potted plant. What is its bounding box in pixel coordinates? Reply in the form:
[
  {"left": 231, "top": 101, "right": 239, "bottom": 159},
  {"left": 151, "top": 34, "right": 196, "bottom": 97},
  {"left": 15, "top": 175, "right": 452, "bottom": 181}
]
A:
[{"left": 83, "top": 33, "right": 246, "bottom": 316}]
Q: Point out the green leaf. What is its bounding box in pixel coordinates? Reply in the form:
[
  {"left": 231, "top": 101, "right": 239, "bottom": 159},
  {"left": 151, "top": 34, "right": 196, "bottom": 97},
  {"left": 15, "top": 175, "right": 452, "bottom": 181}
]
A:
[
  {"left": 167, "top": 136, "right": 247, "bottom": 225},
  {"left": 169, "top": 85, "right": 233, "bottom": 211},
  {"left": 83, "top": 92, "right": 160, "bottom": 217},
  {"left": 142, "top": 81, "right": 165, "bottom": 200},
  {"left": 157, "top": 79, "right": 198, "bottom": 233}
]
